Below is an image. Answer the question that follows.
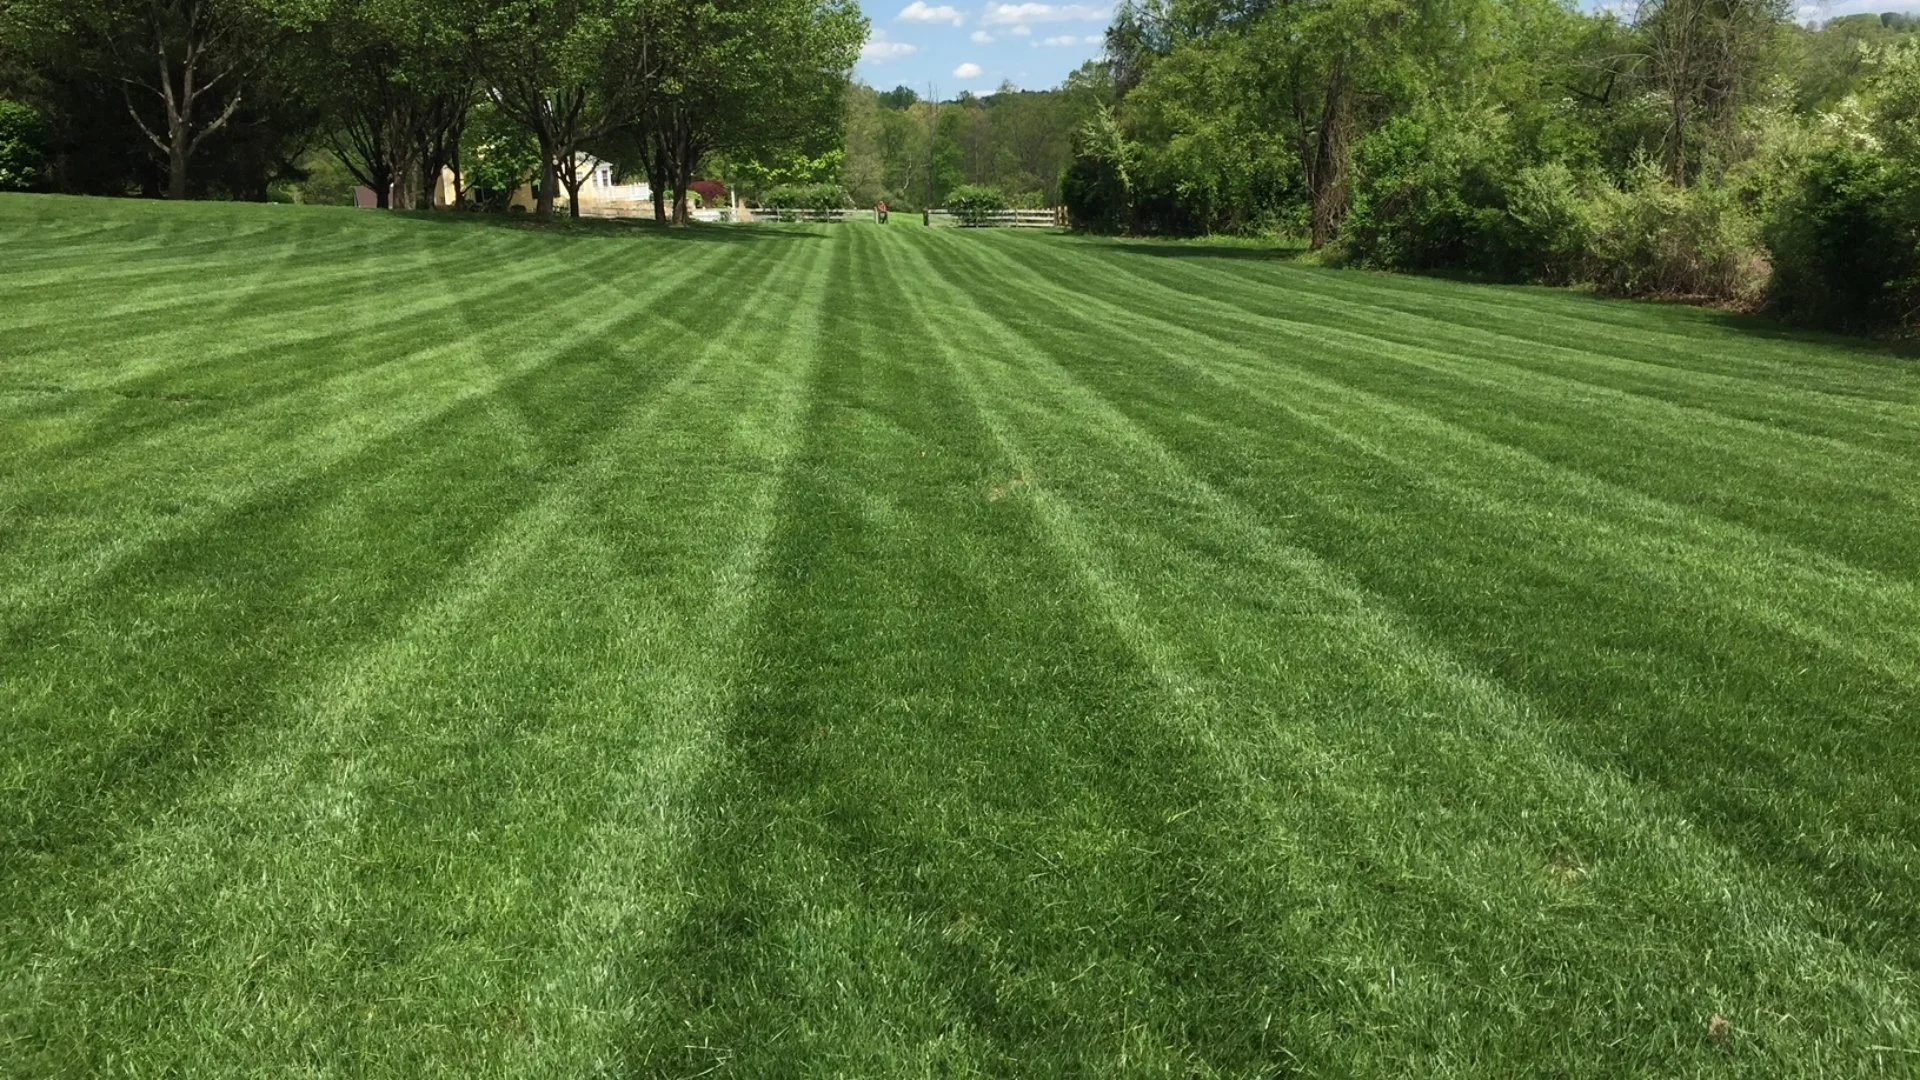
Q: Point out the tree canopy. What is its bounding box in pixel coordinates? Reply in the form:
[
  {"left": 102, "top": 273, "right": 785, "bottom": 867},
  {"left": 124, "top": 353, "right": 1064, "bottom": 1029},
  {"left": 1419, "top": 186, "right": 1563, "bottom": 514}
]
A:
[{"left": 0, "top": 0, "right": 864, "bottom": 218}]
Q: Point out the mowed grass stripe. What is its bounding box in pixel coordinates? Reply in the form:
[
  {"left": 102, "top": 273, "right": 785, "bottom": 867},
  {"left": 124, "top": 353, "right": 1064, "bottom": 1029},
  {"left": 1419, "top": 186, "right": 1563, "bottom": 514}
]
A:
[
  {"left": 624, "top": 223, "right": 1340, "bottom": 1074},
  {"left": 3, "top": 200, "right": 1917, "bottom": 1076},
  {"left": 892, "top": 226, "right": 1916, "bottom": 1072},
  {"left": 971, "top": 232, "right": 1920, "bottom": 579},
  {"left": 0, "top": 230, "right": 741, "bottom": 620},
  {"left": 0, "top": 214, "right": 511, "bottom": 371},
  {"left": 500, "top": 232, "right": 838, "bottom": 1077},
  {"left": 5, "top": 235, "right": 836, "bottom": 1076},
  {"left": 923, "top": 230, "right": 1920, "bottom": 971},
  {"left": 1072, "top": 235, "right": 1920, "bottom": 403},
  {"left": 0, "top": 233, "right": 792, "bottom": 949},
  {"left": 1119, "top": 248, "right": 1920, "bottom": 449},
  {"left": 944, "top": 231, "right": 1920, "bottom": 655},
  {"left": 942, "top": 231, "right": 1920, "bottom": 679},
  {"left": 0, "top": 224, "right": 616, "bottom": 411}
]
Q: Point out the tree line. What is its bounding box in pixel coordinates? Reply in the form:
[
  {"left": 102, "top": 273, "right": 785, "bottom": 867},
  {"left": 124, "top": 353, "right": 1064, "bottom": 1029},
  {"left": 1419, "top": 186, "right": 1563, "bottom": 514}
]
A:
[
  {"left": 833, "top": 73, "right": 1108, "bottom": 212},
  {"left": 1057, "top": 0, "right": 1920, "bottom": 332},
  {"left": 0, "top": 0, "right": 866, "bottom": 223}
]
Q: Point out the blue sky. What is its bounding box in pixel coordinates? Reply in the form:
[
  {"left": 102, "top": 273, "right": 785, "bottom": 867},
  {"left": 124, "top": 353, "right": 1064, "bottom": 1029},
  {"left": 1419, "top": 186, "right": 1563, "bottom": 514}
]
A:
[
  {"left": 856, "top": 1, "right": 1112, "bottom": 95},
  {"left": 856, "top": 0, "right": 1920, "bottom": 96}
]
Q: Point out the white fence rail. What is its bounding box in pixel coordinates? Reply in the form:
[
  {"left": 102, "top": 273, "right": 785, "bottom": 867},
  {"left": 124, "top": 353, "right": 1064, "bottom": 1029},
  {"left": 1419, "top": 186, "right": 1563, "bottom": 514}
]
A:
[
  {"left": 735, "top": 207, "right": 1069, "bottom": 228},
  {"left": 735, "top": 207, "right": 872, "bottom": 223},
  {"left": 926, "top": 209, "right": 1066, "bottom": 228}
]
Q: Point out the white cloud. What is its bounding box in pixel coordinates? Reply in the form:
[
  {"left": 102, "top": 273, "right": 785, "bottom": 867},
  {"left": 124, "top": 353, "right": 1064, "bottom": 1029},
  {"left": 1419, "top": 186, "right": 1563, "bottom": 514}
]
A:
[
  {"left": 980, "top": 2, "right": 1109, "bottom": 25},
  {"left": 1039, "top": 33, "right": 1092, "bottom": 45},
  {"left": 971, "top": 29, "right": 996, "bottom": 42},
  {"left": 861, "top": 30, "right": 918, "bottom": 62},
  {"left": 953, "top": 61, "right": 984, "bottom": 79},
  {"left": 898, "top": 1, "right": 964, "bottom": 24},
  {"left": 1011, "top": 23, "right": 1032, "bottom": 34},
  {"left": 1798, "top": 0, "right": 1920, "bottom": 20}
]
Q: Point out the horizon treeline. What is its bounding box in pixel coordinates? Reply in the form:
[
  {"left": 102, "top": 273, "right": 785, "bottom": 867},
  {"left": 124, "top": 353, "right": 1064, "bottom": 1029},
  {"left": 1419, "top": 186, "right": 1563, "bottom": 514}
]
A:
[
  {"left": 1050, "top": 1, "right": 1920, "bottom": 331},
  {"left": 0, "top": 0, "right": 867, "bottom": 222}
]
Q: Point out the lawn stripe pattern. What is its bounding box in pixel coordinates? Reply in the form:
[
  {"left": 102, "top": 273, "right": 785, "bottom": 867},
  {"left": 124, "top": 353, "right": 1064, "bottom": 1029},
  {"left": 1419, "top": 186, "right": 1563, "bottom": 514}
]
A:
[{"left": 2, "top": 195, "right": 1917, "bottom": 1077}]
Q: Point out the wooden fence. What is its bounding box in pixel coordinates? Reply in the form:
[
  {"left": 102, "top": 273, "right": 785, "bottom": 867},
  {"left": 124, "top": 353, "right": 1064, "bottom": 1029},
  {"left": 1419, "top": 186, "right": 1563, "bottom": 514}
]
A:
[
  {"left": 926, "top": 208, "right": 1067, "bottom": 228},
  {"left": 735, "top": 207, "right": 1068, "bottom": 228}
]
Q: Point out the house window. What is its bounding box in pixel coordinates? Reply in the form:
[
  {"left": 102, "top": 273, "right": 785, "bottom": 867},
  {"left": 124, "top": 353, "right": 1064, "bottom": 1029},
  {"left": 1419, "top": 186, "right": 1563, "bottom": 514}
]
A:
[{"left": 595, "top": 165, "right": 612, "bottom": 188}]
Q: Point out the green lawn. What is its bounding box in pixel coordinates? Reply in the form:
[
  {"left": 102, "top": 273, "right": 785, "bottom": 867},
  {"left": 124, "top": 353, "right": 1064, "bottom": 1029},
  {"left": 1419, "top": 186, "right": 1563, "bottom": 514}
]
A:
[{"left": 3, "top": 194, "right": 1918, "bottom": 1077}]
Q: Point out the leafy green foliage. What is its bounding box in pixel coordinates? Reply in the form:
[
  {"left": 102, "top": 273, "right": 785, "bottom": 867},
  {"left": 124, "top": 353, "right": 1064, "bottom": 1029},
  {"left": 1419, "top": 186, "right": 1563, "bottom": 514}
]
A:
[
  {"left": 943, "top": 182, "right": 1007, "bottom": 224},
  {"left": 1337, "top": 105, "right": 1518, "bottom": 274},
  {"left": 1765, "top": 146, "right": 1920, "bottom": 329},
  {"left": 840, "top": 72, "right": 1107, "bottom": 212},
  {"left": 0, "top": 99, "right": 48, "bottom": 191},
  {"left": 463, "top": 104, "right": 542, "bottom": 210},
  {"left": 759, "top": 180, "right": 849, "bottom": 209},
  {"left": 1586, "top": 163, "right": 1766, "bottom": 301}
]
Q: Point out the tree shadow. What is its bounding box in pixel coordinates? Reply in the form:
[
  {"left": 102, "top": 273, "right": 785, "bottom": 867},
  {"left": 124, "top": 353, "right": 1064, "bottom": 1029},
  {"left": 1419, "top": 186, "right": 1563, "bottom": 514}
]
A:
[
  {"left": 395, "top": 209, "right": 823, "bottom": 245},
  {"left": 1695, "top": 307, "right": 1920, "bottom": 364},
  {"left": 1098, "top": 235, "right": 1918, "bottom": 364},
  {"left": 1098, "top": 239, "right": 1310, "bottom": 262}
]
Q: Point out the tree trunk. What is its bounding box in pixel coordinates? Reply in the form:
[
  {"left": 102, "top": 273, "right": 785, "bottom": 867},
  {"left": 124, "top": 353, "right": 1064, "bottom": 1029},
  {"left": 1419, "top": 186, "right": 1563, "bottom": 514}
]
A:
[
  {"left": 166, "top": 139, "right": 189, "bottom": 200},
  {"left": 1667, "top": 95, "right": 1689, "bottom": 186},
  {"left": 447, "top": 131, "right": 466, "bottom": 209},
  {"left": 536, "top": 149, "right": 557, "bottom": 222},
  {"left": 668, "top": 126, "right": 696, "bottom": 227},
  {"left": 648, "top": 138, "right": 668, "bottom": 223},
  {"left": 1307, "top": 57, "right": 1352, "bottom": 250}
]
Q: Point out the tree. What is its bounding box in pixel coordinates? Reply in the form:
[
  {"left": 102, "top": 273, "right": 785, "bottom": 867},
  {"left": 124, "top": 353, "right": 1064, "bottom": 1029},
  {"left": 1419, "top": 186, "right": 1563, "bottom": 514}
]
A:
[
  {"left": 316, "top": 0, "right": 473, "bottom": 209},
  {"left": 638, "top": 0, "right": 864, "bottom": 225},
  {"left": 0, "top": 98, "right": 49, "bottom": 189},
  {"left": 58, "top": 0, "right": 319, "bottom": 199},
  {"left": 1636, "top": 0, "right": 1789, "bottom": 184},
  {"left": 466, "top": 0, "right": 641, "bottom": 221}
]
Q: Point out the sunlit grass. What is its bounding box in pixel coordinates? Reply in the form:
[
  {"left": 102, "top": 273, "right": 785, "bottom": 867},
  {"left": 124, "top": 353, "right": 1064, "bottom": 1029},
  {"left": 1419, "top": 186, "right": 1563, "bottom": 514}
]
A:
[{"left": 3, "top": 194, "right": 1917, "bottom": 1076}]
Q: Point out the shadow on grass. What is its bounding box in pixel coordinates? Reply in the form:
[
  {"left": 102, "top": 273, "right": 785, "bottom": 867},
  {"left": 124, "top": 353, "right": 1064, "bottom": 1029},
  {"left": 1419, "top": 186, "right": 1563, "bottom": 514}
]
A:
[
  {"left": 395, "top": 209, "right": 824, "bottom": 245},
  {"left": 1098, "top": 238, "right": 1310, "bottom": 262},
  {"left": 1100, "top": 231, "right": 1919, "bottom": 366},
  {"left": 1696, "top": 307, "right": 1920, "bottom": 364}
]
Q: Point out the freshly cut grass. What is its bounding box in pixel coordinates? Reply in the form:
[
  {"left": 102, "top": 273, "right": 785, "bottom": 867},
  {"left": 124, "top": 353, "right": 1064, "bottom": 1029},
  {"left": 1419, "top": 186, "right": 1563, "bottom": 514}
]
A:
[{"left": 2, "top": 194, "right": 1918, "bottom": 1077}]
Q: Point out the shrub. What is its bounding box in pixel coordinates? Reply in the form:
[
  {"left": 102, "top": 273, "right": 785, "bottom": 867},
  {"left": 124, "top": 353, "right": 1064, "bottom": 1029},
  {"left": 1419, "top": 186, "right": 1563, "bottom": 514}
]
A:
[
  {"left": 1586, "top": 164, "right": 1767, "bottom": 303},
  {"left": 1764, "top": 147, "right": 1920, "bottom": 331},
  {"left": 0, "top": 99, "right": 49, "bottom": 192},
  {"left": 1063, "top": 106, "right": 1134, "bottom": 233},
  {"left": 1339, "top": 108, "right": 1514, "bottom": 275},
  {"left": 1499, "top": 162, "right": 1596, "bottom": 285},
  {"left": 464, "top": 113, "right": 541, "bottom": 212},
  {"left": 945, "top": 184, "right": 1008, "bottom": 225},
  {"left": 760, "top": 182, "right": 851, "bottom": 212}
]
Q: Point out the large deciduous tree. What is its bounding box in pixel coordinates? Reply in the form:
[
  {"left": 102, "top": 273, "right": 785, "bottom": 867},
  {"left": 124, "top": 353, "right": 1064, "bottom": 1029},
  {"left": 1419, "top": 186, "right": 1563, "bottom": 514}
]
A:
[
  {"left": 465, "top": 0, "right": 644, "bottom": 221},
  {"left": 59, "top": 0, "right": 320, "bottom": 198},
  {"left": 636, "top": 0, "right": 864, "bottom": 225},
  {"left": 318, "top": 0, "right": 473, "bottom": 209},
  {"left": 1636, "top": 0, "right": 1788, "bottom": 184}
]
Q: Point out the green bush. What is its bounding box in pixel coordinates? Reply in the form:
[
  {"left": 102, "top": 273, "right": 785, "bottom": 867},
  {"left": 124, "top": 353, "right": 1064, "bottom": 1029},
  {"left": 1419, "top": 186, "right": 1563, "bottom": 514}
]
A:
[
  {"left": 464, "top": 107, "right": 542, "bottom": 211},
  {"left": 1063, "top": 106, "right": 1134, "bottom": 233},
  {"left": 760, "top": 182, "right": 851, "bottom": 212},
  {"left": 0, "top": 99, "right": 49, "bottom": 192},
  {"left": 945, "top": 184, "right": 1008, "bottom": 225},
  {"left": 1764, "top": 147, "right": 1920, "bottom": 331},
  {"left": 1500, "top": 162, "right": 1596, "bottom": 285},
  {"left": 1339, "top": 109, "right": 1514, "bottom": 275},
  {"left": 1586, "top": 165, "right": 1766, "bottom": 303}
]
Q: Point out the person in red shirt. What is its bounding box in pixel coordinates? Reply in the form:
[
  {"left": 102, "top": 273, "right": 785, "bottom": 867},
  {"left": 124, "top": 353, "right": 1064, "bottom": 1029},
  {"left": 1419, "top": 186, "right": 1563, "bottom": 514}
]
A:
[{"left": 876, "top": 200, "right": 889, "bottom": 224}]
